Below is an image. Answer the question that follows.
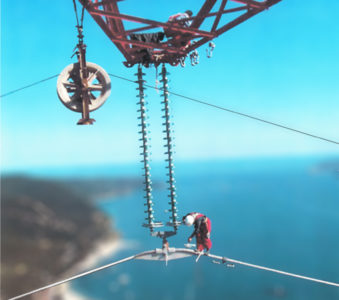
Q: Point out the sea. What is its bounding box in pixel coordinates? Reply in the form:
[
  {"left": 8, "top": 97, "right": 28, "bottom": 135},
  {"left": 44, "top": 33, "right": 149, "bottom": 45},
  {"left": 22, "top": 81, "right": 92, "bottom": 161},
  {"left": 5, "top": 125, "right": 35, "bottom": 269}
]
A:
[{"left": 24, "top": 156, "right": 339, "bottom": 299}]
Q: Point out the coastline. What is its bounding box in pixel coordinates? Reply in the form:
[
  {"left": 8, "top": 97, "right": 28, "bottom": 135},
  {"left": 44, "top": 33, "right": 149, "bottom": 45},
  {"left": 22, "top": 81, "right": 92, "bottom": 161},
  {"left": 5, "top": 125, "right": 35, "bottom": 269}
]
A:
[{"left": 51, "top": 236, "right": 125, "bottom": 300}]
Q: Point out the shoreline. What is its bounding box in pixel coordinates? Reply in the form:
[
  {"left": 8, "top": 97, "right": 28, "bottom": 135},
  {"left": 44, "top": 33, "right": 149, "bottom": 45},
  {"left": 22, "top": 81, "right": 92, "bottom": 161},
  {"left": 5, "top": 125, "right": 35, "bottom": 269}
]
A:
[
  {"left": 51, "top": 236, "right": 126, "bottom": 300},
  {"left": 70, "top": 235, "right": 124, "bottom": 273}
]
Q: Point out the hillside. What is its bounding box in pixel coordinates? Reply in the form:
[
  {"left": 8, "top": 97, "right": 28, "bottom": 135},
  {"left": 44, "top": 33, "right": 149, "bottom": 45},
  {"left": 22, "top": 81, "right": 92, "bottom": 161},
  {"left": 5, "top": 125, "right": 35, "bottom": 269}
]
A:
[
  {"left": 64, "top": 177, "right": 146, "bottom": 200},
  {"left": 1, "top": 176, "right": 119, "bottom": 299}
]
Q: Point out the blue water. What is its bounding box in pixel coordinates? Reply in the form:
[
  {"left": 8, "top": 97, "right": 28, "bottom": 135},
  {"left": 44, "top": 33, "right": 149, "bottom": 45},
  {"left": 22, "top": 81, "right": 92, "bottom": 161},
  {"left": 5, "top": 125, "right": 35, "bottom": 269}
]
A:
[{"left": 68, "top": 157, "right": 339, "bottom": 300}]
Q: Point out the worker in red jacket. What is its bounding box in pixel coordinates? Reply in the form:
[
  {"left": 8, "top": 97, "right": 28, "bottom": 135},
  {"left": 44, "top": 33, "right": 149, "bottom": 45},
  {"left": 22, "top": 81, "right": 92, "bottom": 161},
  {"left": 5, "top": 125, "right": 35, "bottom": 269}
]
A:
[{"left": 182, "top": 212, "right": 212, "bottom": 252}]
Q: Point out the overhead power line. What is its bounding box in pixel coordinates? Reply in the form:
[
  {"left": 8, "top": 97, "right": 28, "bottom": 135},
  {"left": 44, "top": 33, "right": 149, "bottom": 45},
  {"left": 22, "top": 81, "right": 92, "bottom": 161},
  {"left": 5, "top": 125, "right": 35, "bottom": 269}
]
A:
[
  {"left": 8, "top": 249, "right": 339, "bottom": 300},
  {"left": 0, "top": 74, "right": 59, "bottom": 98},
  {"left": 1, "top": 72, "right": 338, "bottom": 146},
  {"left": 108, "top": 73, "right": 339, "bottom": 146},
  {"left": 207, "top": 253, "right": 339, "bottom": 287},
  {"left": 8, "top": 255, "right": 135, "bottom": 300}
]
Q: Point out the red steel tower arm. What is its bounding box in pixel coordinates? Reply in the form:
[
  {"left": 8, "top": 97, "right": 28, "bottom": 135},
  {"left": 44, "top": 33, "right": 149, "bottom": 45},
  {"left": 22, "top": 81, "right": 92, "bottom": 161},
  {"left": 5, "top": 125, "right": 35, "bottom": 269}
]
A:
[{"left": 77, "top": 0, "right": 282, "bottom": 66}]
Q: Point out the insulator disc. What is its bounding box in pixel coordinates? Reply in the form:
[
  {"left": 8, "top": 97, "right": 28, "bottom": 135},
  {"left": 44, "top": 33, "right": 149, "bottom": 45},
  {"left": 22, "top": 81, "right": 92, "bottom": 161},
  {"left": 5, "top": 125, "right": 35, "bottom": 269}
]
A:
[{"left": 57, "top": 62, "right": 111, "bottom": 112}]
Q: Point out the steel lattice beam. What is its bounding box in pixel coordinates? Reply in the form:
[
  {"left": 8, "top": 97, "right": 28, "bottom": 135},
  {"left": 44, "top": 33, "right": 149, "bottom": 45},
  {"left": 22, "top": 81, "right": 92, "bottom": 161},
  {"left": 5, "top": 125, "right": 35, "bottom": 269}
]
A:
[{"left": 78, "top": 0, "right": 282, "bottom": 66}]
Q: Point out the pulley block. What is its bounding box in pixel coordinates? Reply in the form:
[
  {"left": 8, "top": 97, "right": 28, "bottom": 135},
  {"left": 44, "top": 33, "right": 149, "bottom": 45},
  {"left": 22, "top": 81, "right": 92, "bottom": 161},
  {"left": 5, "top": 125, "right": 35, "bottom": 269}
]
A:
[{"left": 57, "top": 62, "right": 111, "bottom": 124}]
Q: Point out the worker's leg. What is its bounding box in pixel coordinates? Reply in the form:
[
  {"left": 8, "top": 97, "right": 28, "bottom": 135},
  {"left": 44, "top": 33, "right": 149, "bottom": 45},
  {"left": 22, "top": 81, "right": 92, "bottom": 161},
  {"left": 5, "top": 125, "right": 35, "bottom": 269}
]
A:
[
  {"left": 196, "top": 234, "right": 204, "bottom": 251},
  {"left": 206, "top": 217, "right": 211, "bottom": 232},
  {"left": 204, "top": 217, "right": 212, "bottom": 251},
  {"left": 203, "top": 238, "right": 212, "bottom": 251}
]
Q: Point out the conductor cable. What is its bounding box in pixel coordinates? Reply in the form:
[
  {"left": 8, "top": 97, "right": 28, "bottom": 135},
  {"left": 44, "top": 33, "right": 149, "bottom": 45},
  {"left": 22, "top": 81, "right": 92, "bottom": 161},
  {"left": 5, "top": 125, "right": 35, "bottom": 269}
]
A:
[
  {"left": 108, "top": 73, "right": 339, "bottom": 146},
  {"left": 1, "top": 72, "right": 338, "bottom": 146}
]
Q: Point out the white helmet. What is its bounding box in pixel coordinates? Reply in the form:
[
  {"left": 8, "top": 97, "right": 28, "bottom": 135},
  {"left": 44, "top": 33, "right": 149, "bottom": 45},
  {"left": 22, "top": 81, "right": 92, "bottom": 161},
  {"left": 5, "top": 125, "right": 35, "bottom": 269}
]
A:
[{"left": 184, "top": 215, "right": 194, "bottom": 226}]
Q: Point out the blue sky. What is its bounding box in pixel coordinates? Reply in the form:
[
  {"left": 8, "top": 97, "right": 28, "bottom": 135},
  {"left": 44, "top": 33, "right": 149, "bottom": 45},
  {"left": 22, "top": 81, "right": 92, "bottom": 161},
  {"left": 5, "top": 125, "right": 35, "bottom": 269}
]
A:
[{"left": 1, "top": 0, "right": 339, "bottom": 171}]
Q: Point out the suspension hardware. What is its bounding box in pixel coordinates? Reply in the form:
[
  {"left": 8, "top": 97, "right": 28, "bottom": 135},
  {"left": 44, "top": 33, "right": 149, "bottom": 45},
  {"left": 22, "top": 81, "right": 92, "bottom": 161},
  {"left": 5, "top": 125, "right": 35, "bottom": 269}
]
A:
[
  {"left": 75, "top": 27, "right": 95, "bottom": 125},
  {"left": 136, "top": 65, "right": 158, "bottom": 232},
  {"left": 190, "top": 50, "right": 199, "bottom": 66},
  {"left": 57, "top": 2, "right": 111, "bottom": 125},
  {"left": 206, "top": 41, "right": 216, "bottom": 58},
  {"left": 180, "top": 56, "right": 186, "bottom": 67},
  {"left": 72, "top": 1, "right": 93, "bottom": 125},
  {"left": 160, "top": 64, "right": 179, "bottom": 231},
  {"left": 136, "top": 64, "right": 179, "bottom": 242}
]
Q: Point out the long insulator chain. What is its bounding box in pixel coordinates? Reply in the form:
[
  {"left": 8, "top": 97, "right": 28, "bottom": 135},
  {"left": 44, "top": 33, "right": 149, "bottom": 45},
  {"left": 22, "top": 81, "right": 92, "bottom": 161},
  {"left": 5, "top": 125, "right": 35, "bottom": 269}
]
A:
[
  {"left": 160, "top": 64, "right": 179, "bottom": 232},
  {"left": 136, "top": 65, "right": 155, "bottom": 232}
]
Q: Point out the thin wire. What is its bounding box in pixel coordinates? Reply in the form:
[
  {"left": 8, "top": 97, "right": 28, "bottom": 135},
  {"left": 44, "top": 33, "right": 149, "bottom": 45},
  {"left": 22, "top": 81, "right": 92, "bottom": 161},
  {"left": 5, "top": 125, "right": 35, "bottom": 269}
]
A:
[
  {"left": 108, "top": 73, "right": 339, "bottom": 146},
  {"left": 8, "top": 250, "right": 339, "bottom": 300},
  {"left": 80, "top": 5, "right": 85, "bottom": 27},
  {"left": 207, "top": 253, "right": 339, "bottom": 287},
  {"left": 72, "top": 0, "right": 80, "bottom": 28},
  {"left": 8, "top": 255, "right": 136, "bottom": 300},
  {"left": 0, "top": 74, "right": 59, "bottom": 98},
  {"left": 1, "top": 71, "right": 338, "bottom": 146}
]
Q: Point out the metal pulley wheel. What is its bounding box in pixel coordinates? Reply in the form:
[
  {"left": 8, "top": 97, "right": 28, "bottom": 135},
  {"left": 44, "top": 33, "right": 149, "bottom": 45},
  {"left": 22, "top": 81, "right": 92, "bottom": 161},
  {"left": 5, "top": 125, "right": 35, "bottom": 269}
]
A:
[{"left": 57, "top": 62, "right": 111, "bottom": 112}]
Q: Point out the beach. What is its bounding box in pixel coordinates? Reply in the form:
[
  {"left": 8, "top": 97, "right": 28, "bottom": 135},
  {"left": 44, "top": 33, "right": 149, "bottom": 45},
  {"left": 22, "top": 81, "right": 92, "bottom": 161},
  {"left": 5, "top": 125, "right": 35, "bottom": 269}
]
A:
[{"left": 50, "top": 236, "right": 125, "bottom": 300}]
